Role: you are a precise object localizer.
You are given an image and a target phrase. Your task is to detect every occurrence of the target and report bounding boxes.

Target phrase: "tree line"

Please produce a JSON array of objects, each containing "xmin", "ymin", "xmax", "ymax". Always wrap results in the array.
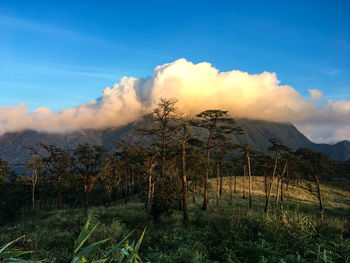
[{"xmin": 0, "ymin": 97, "xmax": 346, "ymax": 225}]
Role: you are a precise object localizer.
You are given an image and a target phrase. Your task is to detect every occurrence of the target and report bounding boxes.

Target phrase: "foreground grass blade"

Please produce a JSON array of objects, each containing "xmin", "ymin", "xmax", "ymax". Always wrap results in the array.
[
  {"xmin": 74, "ymin": 221, "xmax": 98, "ymax": 254},
  {"xmin": 134, "ymin": 228, "xmax": 146, "ymax": 253},
  {"xmin": 76, "ymin": 239, "xmax": 109, "ymax": 258},
  {"xmin": 0, "ymin": 236, "xmax": 40, "ymax": 263},
  {"xmin": 0, "ymin": 236, "xmax": 25, "ymax": 255},
  {"xmin": 105, "ymin": 231, "xmax": 134, "ymax": 257}
]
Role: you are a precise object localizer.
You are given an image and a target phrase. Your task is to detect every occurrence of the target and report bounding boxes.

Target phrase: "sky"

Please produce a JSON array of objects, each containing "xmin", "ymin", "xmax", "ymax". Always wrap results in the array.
[{"xmin": 0, "ymin": 0, "xmax": 350, "ymax": 143}]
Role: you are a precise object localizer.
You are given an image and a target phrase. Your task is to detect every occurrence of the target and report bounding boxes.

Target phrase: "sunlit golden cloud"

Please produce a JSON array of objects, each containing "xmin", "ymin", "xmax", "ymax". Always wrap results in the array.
[{"xmin": 0, "ymin": 59, "xmax": 349, "ymax": 143}]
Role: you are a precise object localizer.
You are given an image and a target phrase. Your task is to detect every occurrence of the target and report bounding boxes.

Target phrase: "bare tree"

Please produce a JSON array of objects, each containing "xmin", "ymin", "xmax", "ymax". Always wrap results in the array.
[
  {"xmin": 26, "ymin": 157, "xmax": 45, "ymax": 211},
  {"xmin": 140, "ymin": 97, "xmax": 180, "ymax": 177},
  {"xmin": 295, "ymin": 148, "xmax": 333, "ymax": 220},
  {"xmin": 31, "ymin": 143, "xmax": 72, "ymax": 209},
  {"xmin": 192, "ymin": 110, "xmax": 243, "ymax": 210},
  {"xmin": 264, "ymin": 139, "xmax": 290, "ymax": 213}
]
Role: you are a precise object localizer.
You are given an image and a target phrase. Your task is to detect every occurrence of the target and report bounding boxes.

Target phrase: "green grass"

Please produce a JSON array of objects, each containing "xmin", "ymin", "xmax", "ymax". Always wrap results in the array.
[{"xmin": 0, "ymin": 177, "xmax": 349, "ymax": 262}]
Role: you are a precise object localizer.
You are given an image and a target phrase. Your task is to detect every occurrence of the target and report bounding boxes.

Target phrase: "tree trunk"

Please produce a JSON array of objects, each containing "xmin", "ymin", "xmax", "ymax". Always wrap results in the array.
[
  {"xmin": 216, "ymin": 146, "xmax": 220, "ymax": 205},
  {"xmin": 247, "ymin": 152, "xmax": 252, "ymax": 210},
  {"xmin": 314, "ymin": 175, "xmax": 324, "ymax": 220},
  {"xmin": 131, "ymin": 171, "xmax": 135, "ymax": 196},
  {"xmin": 228, "ymin": 168, "xmax": 232, "ymax": 200},
  {"xmin": 32, "ymin": 181, "xmax": 36, "ymax": 211},
  {"xmin": 124, "ymin": 171, "xmax": 128, "ymax": 204},
  {"xmin": 264, "ymin": 153, "xmax": 278, "ymax": 213},
  {"xmin": 275, "ymin": 176, "xmax": 280, "ymax": 210},
  {"xmin": 220, "ymin": 158, "xmax": 224, "ymax": 195},
  {"xmin": 137, "ymin": 171, "xmax": 141, "ymax": 196},
  {"xmin": 31, "ymin": 171, "xmax": 37, "ymax": 211},
  {"xmin": 162, "ymin": 125, "xmax": 166, "ymax": 177},
  {"xmin": 202, "ymin": 133, "xmax": 211, "ymax": 211},
  {"xmin": 182, "ymin": 133, "xmax": 189, "ymax": 225},
  {"xmin": 192, "ymin": 182, "xmax": 196, "ymax": 203},
  {"xmin": 146, "ymin": 175, "xmax": 154, "ymax": 218},
  {"xmin": 243, "ymin": 165, "xmax": 246, "ymax": 199},
  {"xmin": 84, "ymin": 188, "xmax": 89, "ymax": 208},
  {"xmin": 280, "ymin": 175, "xmax": 284, "ymax": 201},
  {"xmin": 234, "ymin": 173, "xmax": 237, "ymax": 193},
  {"xmin": 264, "ymin": 172, "xmax": 267, "ymax": 196}
]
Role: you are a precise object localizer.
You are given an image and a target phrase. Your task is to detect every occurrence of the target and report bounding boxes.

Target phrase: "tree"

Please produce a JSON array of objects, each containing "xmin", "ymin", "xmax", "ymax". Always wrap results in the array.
[
  {"xmin": 295, "ymin": 148, "xmax": 333, "ymax": 220},
  {"xmin": 98, "ymin": 154, "xmax": 122, "ymax": 206},
  {"xmin": 235, "ymin": 144, "xmax": 256, "ymax": 210},
  {"xmin": 139, "ymin": 98, "xmax": 181, "ymax": 217},
  {"xmin": 264, "ymin": 138, "xmax": 290, "ymax": 213},
  {"xmin": 213, "ymin": 135, "xmax": 234, "ymax": 205},
  {"xmin": 254, "ymin": 152, "xmax": 274, "ymax": 210},
  {"xmin": 143, "ymin": 148, "xmax": 159, "ymax": 219},
  {"xmin": 25, "ymin": 157, "xmax": 45, "ymax": 211},
  {"xmin": 192, "ymin": 110, "xmax": 243, "ymax": 210},
  {"xmin": 140, "ymin": 97, "xmax": 180, "ymax": 177},
  {"xmin": 32, "ymin": 143, "xmax": 72, "ymax": 209},
  {"xmin": 0, "ymin": 158, "xmax": 11, "ymax": 183},
  {"xmin": 186, "ymin": 146, "xmax": 206, "ymax": 204},
  {"xmin": 180, "ymin": 119, "xmax": 190, "ymax": 224},
  {"xmin": 74, "ymin": 143, "xmax": 107, "ymax": 207}
]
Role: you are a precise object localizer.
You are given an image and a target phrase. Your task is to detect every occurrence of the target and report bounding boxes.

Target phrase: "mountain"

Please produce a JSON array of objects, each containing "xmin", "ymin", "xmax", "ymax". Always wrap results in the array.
[{"xmin": 0, "ymin": 119, "xmax": 349, "ymax": 174}]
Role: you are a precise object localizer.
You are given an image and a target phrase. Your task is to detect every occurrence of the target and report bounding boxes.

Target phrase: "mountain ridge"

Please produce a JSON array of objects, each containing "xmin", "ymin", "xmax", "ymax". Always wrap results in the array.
[{"xmin": 0, "ymin": 119, "xmax": 349, "ymax": 174}]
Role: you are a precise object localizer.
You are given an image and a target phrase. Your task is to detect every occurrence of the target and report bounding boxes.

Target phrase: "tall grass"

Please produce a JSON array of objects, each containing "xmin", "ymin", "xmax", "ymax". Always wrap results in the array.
[{"xmin": 0, "ymin": 176, "xmax": 349, "ymax": 262}]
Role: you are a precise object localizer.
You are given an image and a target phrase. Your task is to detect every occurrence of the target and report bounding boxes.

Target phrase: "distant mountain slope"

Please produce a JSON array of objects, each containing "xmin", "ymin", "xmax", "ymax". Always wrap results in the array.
[{"xmin": 0, "ymin": 119, "xmax": 349, "ymax": 174}]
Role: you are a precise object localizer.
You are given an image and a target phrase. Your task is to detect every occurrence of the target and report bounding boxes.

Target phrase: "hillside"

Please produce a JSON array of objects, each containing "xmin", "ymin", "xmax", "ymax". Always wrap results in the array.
[
  {"xmin": 0, "ymin": 177, "xmax": 349, "ymax": 262},
  {"xmin": 0, "ymin": 119, "xmax": 349, "ymax": 173}
]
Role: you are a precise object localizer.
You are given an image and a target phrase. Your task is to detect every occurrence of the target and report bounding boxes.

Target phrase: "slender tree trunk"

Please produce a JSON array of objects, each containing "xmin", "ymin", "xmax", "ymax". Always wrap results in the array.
[
  {"xmin": 280, "ymin": 176, "xmax": 284, "ymax": 201},
  {"xmin": 234, "ymin": 172, "xmax": 237, "ymax": 193},
  {"xmin": 84, "ymin": 188, "xmax": 89, "ymax": 208},
  {"xmin": 220, "ymin": 158, "xmax": 224, "ymax": 195},
  {"xmin": 243, "ymin": 165, "xmax": 246, "ymax": 199},
  {"xmin": 228, "ymin": 168, "xmax": 232, "ymax": 200},
  {"xmin": 146, "ymin": 175, "xmax": 154, "ymax": 218},
  {"xmin": 31, "ymin": 171, "xmax": 37, "ymax": 211},
  {"xmin": 162, "ymin": 126, "xmax": 166, "ymax": 177},
  {"xmin": 216, "ymin": 144, "xmax": 220, "ymax": 205},
  {"xmin": 202, "ymin": 134, "xmax": 212, "ymax": 211},
  {"xmin": 247, "ymin": 152, "xmax": 252, "ymax": 210},
  {"xmin": 39, "ymin": 181, "xmax": 45, "ymax": 210},
  {"xmin": 124, "ymin": 171, "xmax": 128, "ymax": 204},
  {"xmin": 32, "ymin": 182, "xmax": 36, "ymax": 211},
  {"xmin": 137, "ymin": 171, "xmax": 141, "ymax": 196},
  {"xmin": 264, "ymin": 172, "xmax": 268, "ymax": 198},
  {"xmin": 275, "ymin": 176, "xmax": 280, "ymax": 210},
  {"xmin": 128, "ymin": 170, "xmax": 132, "ymax": 198},
  {"xmin": 264, "ymin": 153, "xmax": 278, "ymax": 213},
  {"xmin": 314, "ymin": 175, "xmax": 324, "ymax": 220},
  {"xmin": 132, "ymin": 171, "xmax": 135, "ymax": 196},
  {"xmin": 182, "ymin": 131, "xmax": 189, "ymax": 225},
  {"xmin": 193, "ymin": 182, "xmax": 196, "ymax": 203}
]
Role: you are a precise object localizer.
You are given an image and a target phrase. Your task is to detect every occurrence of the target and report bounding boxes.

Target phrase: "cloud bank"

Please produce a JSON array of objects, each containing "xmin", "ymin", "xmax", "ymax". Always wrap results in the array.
[{"xmin": 1, "ymin": 58, "xmax": 349, "ymax": 143}]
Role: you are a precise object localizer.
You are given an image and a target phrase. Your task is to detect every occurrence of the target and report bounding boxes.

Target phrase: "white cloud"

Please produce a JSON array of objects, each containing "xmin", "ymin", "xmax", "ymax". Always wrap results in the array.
[
  {"xmin": 308, "ymin": 89, "xmax": 323, "ymax": 100},
  {"xmin": 1, "ymin": 58, "xmax": 350, "ymax": 143}
]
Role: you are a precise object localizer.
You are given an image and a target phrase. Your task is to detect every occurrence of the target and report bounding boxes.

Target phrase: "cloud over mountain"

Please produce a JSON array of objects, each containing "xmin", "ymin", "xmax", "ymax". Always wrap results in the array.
[{"xmin": 0, "ymin": 59, "xmax": 349, "ymax": 143}]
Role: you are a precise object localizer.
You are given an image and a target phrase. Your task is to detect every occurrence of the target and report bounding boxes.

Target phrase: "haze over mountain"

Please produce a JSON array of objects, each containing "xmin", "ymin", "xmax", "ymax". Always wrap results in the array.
[{"xmin": 1, "ymin": 118, "xmax": 349, "ymax": 175}]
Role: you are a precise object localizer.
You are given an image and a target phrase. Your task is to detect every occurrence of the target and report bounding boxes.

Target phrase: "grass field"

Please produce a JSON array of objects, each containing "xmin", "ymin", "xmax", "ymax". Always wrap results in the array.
[{"xmin": 1, "ymin": 177, "xmax": 349, "ymax": 262}]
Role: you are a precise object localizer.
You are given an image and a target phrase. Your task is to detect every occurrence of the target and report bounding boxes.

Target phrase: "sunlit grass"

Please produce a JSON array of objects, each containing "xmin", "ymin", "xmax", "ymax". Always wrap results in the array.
[{"xmin": 0, "ymin": 176, "xmax": 349, "ymax": 262}]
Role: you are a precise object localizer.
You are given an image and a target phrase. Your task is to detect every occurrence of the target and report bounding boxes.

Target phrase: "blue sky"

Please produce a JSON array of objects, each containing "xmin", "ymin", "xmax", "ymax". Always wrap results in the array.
[{"xmin": 0, "ymin": 0, "xmax": 349, "ymax": 112}]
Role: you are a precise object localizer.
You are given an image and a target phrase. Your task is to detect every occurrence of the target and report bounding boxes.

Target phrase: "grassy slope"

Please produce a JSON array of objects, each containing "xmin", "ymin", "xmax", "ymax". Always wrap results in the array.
[{"xmin": 0, "ymin": 177, "xmax": 349, "ymax": 262}]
